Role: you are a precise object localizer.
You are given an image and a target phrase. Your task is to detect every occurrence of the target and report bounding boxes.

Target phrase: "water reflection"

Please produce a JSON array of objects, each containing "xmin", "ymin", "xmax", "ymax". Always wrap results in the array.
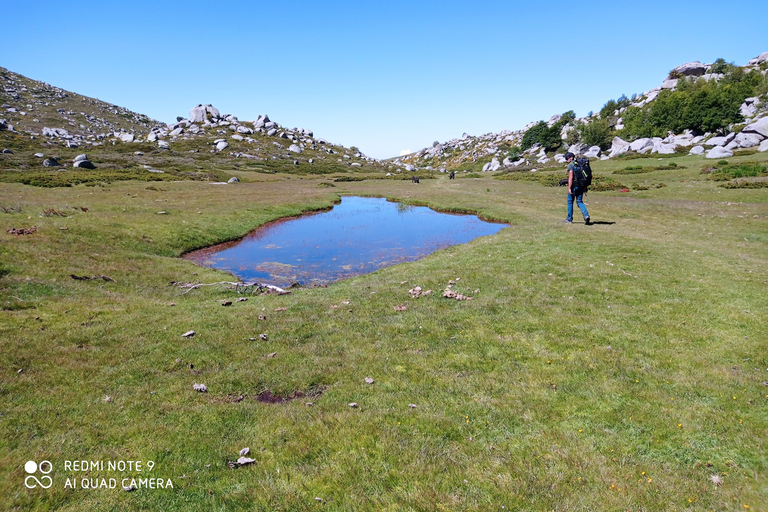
[{"xmin": 184, "ymin": 196, "xmax": 507, "ymax": 287}]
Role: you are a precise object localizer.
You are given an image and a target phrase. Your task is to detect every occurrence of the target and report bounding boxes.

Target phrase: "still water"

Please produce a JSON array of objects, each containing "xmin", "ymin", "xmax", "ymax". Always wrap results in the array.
[{"xmin": 184, "ymin": 196, "xmax": 507, "ymax": 287}]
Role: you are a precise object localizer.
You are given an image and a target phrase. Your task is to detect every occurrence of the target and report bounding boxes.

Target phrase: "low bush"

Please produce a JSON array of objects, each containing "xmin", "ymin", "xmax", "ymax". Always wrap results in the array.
[{"xmin": 719, "ymin": 179, "xmax": 768, "ymax": 189}]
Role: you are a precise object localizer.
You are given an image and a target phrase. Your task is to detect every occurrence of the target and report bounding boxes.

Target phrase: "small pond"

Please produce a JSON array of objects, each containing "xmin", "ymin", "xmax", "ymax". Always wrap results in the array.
[{"xmin": 184, "ymin": 196, "xmax": 507, "ymax": 287}]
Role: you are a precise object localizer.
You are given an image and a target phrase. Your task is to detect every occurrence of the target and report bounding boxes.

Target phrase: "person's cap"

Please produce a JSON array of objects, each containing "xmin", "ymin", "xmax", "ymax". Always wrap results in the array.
[{"xmin": 564, "ymin": 152, "xmax": 574, "ymax": 160}]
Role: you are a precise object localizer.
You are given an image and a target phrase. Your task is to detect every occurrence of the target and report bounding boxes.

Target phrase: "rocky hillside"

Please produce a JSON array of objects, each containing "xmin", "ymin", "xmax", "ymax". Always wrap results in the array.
[
  {"xmin": 0, "ymin": 67, "xmax": 158, "ymax": 144},
  {"xmin": 0, "ymin": 68, "xmax": 383, "ymax": 183},
  {"xmin": 393, "ymin": 52, "xmax": 768, "ymax": 173}
]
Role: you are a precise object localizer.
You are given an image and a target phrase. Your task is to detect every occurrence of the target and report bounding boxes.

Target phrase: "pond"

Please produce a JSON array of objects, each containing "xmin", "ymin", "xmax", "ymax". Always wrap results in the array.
[{"xmin": 183, "ymin": 196, "xmax": 507, "ymax": 287}]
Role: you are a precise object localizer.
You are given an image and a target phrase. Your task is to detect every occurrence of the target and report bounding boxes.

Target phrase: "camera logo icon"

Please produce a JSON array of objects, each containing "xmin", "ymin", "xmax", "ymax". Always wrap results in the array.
[{"xmin": 24, "ymin": 460, "xmax": 53, "ymax": 489}]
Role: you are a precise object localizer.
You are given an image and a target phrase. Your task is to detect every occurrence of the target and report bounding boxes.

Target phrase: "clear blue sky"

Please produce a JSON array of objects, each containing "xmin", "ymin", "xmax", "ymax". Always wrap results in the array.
[{"xmin": 2, "ymin": 0, "xmax": 765, "ymax": 159}]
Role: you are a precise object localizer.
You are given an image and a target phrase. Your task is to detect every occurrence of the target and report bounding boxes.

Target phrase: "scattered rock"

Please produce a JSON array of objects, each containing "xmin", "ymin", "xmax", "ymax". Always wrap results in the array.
[
  {"xmin": 193, "ymin": 383, "xmax": 208, "ymax": 392},
  {"xmin": 364, "ymin": 377, "xmax": 374, "ymax": 384},
  {"xmin": 182, "ymin": 330, "xmax": 196, "ymax": 338},
  {"xmin": 43, "ymin": 157, "xmax": 60, "ymax": 167},
  {"xmin": 73, "ymin": 159, "xmax": 96, "ymax": 169}
]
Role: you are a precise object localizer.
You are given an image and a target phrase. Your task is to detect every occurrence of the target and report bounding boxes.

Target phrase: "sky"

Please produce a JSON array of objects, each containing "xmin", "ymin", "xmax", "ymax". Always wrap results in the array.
[{"xmin": 2, "ymin": 0, "xmax": 766, "ymax": 159}]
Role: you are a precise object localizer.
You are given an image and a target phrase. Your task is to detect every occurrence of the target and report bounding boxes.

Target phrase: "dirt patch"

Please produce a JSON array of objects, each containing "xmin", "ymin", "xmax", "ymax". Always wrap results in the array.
[{"xmin": 257, "ymin": 385, "xmax": 326, "ymax": 404}]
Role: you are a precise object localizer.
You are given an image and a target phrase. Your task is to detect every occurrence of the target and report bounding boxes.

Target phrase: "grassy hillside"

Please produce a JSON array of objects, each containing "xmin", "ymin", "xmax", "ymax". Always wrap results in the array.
[{"xmin": 1, "ymin": 147, "xmax": 766, "ymax": 510}]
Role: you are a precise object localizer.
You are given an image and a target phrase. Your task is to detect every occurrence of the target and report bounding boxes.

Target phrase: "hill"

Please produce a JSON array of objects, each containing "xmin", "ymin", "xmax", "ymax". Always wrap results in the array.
[
  {"xmin": 393, "ymin": 52, "xmax": 768, "ymax": 174},
  {"xmin": 1, "ymin": 67, "xmax": 385, "ymax": 186}
]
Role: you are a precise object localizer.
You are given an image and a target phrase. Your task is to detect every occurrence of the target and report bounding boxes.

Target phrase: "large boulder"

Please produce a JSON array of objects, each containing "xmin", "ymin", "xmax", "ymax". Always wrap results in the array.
[
  {"xmin": 608, "ymin": 136, "xmax": 630, "ymax": 157},
  {"xmin": 706, "ymin": 147, "xmax": 733, "ymax": 159},
  {"xmin": 704, "ymin": 133, "xmax": 736, "ymax": 147},
  {"xmin": 759, "ymin": 139, "xmax": 768, "ymax": 152},
  {"xmin": 689, "ymin": 145, "xmax": 705, "ymax": 155},
  {"xmin": 629, "ymin": 138, "xmax": 653, "ymax": 152},
  {"xmin": 288, "ymin": 144, "xmax": 302, "ymax": 154},
  {"xmin": 742, "ymin": 116, "xmax": 768, "ymax": 139},
  {"xmin": 43, "ymin": 127, "xmax": 69, "ymax": 138},
  {"xmin": 661, "ymin": 79, "xmax": 678, "ymax": 90},
  {"xmin": 670, "ymin": 61, "xmax": 707, "ymax": 77},
  {"xmin": 190, "ymin": 104, "xmax": 221, "ymax": 123},
  {"xmin": 740, "ymin": 97, "xmax": 761, "ymax": 118},
  {"xmin": 73, "ymin": 159, "xmax": 96, "ymax": 169},
  {"xmin": 747, "ymin": 52, "xmax": 768, "ymax": 67},
  {"xmin": 583, "ymin": 146, "xmax": 601, "ymax": 158},
  {"xmin": 43, "ymin": 158, "xmax": 60, "ymax": 167},
  {"xmin": 483, "ymin": 157, "xmax": 501, "ymax": 171},
  {"xmin": 731, "ymin": 132, "xmax": 763, "ymax": 149},
  {"xmin": 118, "ymin": 133, "xmax": 135, "ymax": 143},
  {"xmin": 215, "ymin": 141, "xmax": 229, "ymax": 151}
]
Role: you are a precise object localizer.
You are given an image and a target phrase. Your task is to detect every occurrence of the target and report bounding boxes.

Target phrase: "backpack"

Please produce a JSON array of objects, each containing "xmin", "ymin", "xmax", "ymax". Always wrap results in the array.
[{"xmin": 573, "ymin": 157, "xmax": 593, "ymax": 189}]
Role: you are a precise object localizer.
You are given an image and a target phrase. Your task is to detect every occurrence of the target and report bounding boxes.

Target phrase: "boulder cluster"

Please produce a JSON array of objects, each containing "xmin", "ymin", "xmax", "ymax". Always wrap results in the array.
[{"xmin": 396, "ymin": 52, "xmax": 768, "ymax": 171}]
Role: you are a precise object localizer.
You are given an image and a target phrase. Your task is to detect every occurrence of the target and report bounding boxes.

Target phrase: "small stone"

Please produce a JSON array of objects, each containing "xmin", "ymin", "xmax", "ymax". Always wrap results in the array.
[
  {"xmin": 236, "ymin": 457, "xmax": 254, "ymax": 465},
  {"xmin": 182, "ymin": 330, "xmax": 195, "ymax": 338},
  {"xmin": 193, "ymin": 383, "xmax": 208, "ymax": 392},
  {"xmin": 364, "ymin": 377, "xmax": 374, "ymax": 384},
  {"xmin": 409, "ymin": 404, "xmax": 417, "ymax": 408},
  {"xmin": 348, "ymin": 402, "xmax": 358, "ymax": 408},
  {"xmin": 221, "ymin": 300, "xmax": 232, "ymax": 306},
  {"xmin": 239, "ymin": 447, "xmax": 250, "ymax": 456}
]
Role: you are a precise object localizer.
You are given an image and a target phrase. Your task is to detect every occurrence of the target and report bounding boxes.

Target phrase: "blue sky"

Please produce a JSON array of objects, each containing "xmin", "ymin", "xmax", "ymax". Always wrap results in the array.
[{"xmin": 2, "ymin": 0, "xmax": 765, "ymax": 159}]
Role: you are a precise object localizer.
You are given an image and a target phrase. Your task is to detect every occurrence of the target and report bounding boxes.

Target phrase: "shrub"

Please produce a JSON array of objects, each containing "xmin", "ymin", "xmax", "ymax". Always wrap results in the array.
[
  {"xmin": 719, "ymin": 179, "xmax": 768, "ymax": 189},
  {"xmin": 579, "ymin": 118, "xmax": 612, "ymax": 150},
  {"xmin": 589, "ymin": 176, "xmax": 626, "ymax": 191}
]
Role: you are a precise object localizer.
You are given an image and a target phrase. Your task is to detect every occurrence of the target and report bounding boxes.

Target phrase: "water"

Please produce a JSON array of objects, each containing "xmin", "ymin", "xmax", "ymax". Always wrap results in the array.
[{"xmin": 184, "ymin": 196, "xmax": 507, "ymax": 287}]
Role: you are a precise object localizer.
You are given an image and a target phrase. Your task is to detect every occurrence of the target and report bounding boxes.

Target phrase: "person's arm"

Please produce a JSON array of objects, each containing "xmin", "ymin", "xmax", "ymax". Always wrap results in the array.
[{"xmin": 568, "ymin": 169, "xmax": 573, "ymax": 194}]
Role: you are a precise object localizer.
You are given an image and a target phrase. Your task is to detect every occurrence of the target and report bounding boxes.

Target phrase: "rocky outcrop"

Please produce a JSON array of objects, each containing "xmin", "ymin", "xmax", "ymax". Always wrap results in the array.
[{"xmin": 397, "ymin": 51, "xmax": 768, "ymax": 171}]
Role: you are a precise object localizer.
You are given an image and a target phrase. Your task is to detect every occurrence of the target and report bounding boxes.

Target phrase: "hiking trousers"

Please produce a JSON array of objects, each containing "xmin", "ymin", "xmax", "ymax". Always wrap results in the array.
[{"xmin": 567, "ymin": 188, "xmax": 589, "ymax": 222}]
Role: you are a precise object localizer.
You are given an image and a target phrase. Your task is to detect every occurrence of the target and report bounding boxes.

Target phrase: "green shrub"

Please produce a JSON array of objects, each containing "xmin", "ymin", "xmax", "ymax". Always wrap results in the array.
[
  {"xmin": 719, "ymin": 179, "xmax": 768, "ymax": 189},
  {"xmin": 589, "ymin": 176, "xmax": 626, "ymax": 191},
  {"xmin": 579, "ymin": 118, "xmax": 612, "ymax": 150}
]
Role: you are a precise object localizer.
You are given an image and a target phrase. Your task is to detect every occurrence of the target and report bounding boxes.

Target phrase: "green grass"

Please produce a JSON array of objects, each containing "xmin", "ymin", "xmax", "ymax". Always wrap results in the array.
[{"xmin": 1, "ymin": 148, "xmax": 767, "ymax": 511}]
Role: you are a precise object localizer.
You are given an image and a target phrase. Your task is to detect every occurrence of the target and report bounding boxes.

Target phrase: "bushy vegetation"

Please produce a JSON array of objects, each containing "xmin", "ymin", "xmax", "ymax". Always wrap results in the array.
[
  {"xmin": 620, "ymin": 68, "xmax": 767, "ymax": 138},
  {"xmin": 520, "ymin": 111, "xmax": 575, "ymax": 151},
  {"xmin": 702, "ymin": 161, "xmax": 767, "ymax": 181},
  {"xmin": 578, "ymin": 118, "xmax": 613, "ymax": 150}
]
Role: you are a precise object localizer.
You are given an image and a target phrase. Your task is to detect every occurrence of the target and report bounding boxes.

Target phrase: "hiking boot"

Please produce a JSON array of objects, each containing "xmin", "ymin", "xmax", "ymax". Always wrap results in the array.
[
  {"xmin": 562, "ymin": 219, "xmax": 572, "ymax": 224},
  {"xmin": 584, "ymin": 217, "xmax": 592, "ymax": 225}
]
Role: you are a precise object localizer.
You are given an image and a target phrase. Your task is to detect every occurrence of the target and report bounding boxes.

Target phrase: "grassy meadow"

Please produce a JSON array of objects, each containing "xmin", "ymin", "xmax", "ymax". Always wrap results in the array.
[{"xmin": 1, "ymin": 150, "xmax": 767, "ymax": 511}]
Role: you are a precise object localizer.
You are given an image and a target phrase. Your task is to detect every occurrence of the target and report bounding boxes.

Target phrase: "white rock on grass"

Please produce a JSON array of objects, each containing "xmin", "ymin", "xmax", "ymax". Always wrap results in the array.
[{"xmin": 706, "ymin": 147, "xmax": 734, "ymax": 159}]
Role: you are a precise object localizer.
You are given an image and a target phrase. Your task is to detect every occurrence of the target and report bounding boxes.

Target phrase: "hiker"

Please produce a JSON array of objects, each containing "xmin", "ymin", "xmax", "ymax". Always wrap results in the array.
[
  {"xmin": 563, "ymin": 152, "xmax": 591, "ymax": 225},
  {"xmin": 449, "ymin": 171, "xmax": 455, "ymax": 180}
]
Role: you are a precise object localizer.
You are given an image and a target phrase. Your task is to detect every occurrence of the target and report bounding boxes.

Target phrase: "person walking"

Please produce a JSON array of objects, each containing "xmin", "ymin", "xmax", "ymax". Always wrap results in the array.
[{"xmin": 563, "ymin": 152, "xmax": 591, "ymax": 225}]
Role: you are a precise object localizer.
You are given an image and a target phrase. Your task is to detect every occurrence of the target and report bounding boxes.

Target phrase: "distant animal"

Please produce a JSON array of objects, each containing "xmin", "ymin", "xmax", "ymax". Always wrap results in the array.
[
  {"xmin": 412, "ymin": 176, "xmax": 420, "ymax": 183},
  {"xmin": 449, "ymin": 171, "xmax": 455, "ymax": 179}
]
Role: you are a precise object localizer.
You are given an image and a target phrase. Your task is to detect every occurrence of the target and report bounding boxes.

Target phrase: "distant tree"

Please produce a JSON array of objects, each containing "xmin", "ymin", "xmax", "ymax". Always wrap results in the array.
[{"xmin": 579, "ymin": 118, "xmax": 612, "ymax": 150}]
